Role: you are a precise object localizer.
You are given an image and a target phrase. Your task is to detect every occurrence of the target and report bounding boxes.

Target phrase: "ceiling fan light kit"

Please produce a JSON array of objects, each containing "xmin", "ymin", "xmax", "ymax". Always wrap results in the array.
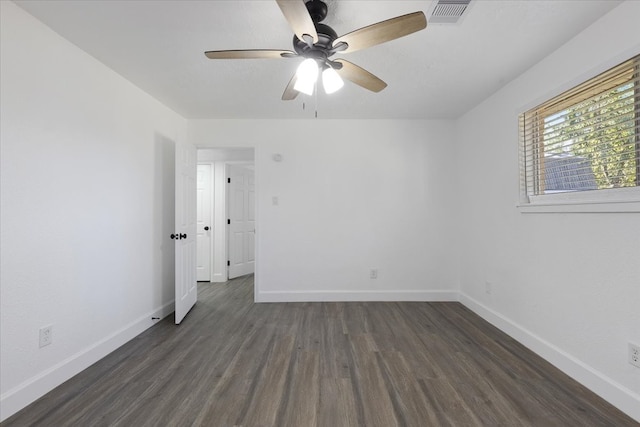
[
  {"xmin": 293, "ymin": 58, "xmax": 318, "ymax": 95},
  {"xmin": 322, "ymin": 67, "xmax": 344, "ymax": 94},
  {"xmin": 204, "ymin": 0, "xmax": 427, "ymax": 101}
]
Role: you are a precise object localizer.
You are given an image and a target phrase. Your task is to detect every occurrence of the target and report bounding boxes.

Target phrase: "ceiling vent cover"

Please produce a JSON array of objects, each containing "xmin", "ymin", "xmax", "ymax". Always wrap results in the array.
[{"xmin": 428, "ymin": 0, "xmax": 472, "ymax": 24}]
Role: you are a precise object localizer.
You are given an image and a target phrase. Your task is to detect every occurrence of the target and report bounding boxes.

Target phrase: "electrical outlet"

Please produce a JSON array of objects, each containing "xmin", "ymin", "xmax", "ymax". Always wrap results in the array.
[
  {"xmin": 39, "ymin": 325, "xmax": 53, "ymax": 348},
  {"xmin": 629, "ymin": 343, "xmax": 640, "ymax": 368},
  {"xmin": 370, "ymin": 269, "xmax": 378, "ymax": 279}
]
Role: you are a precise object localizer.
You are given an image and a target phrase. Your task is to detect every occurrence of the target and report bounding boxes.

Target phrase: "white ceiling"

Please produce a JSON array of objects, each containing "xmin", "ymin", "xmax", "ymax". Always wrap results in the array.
[{"xmin": 15, "ymin": 0, "xmax": 622, "ymax": 119}]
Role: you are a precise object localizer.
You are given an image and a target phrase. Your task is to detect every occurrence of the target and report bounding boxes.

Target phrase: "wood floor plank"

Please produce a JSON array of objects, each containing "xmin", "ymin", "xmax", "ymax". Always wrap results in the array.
[
  {"xmin": 375, "ymin": 350, "xmax": 441, "ymax": 426},
  {"xmin": 191, "ymin": 375, "xmax": 251, "ymax": 426},
  {"xmin": 276, "ymin": 350, "xmax": 320, "ymax": 427},
  {"xmin": 239, "ymin": 335, "xmax": 295, "ymax": 426},
  {"xmin": 347, "ymin": 334, "xmax": 399, "ymax": 427},
  {"xmin": 317, "ymin": 309, "xmax": 351, "ymax": 379},
  {"xmin": 2, "ymin": 275, "xmax": 637, "ymax": 427},
  {"xmin": 318, "ymin": 378, "xmax": 359, "ymax": 427},
  {"xmin": 418, "ymin": 378, "xmax": 484, "ymax": 427}
]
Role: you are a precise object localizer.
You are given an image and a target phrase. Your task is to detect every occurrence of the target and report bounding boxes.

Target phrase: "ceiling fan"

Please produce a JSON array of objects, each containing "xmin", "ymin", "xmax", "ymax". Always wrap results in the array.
[{"xmin": 204, "ymin": 0, "xmax": 427, "ymax": 100}]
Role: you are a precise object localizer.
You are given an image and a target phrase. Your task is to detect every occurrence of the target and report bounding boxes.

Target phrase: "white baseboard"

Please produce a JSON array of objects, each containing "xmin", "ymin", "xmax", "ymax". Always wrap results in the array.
[
  {"xmin": 459, "ymin": 292, "xmax": 640, "ymax": 423},
  {"xmin": 0, "ymin": 301, "xmax": 174, "ymax": 422},
  {"xmin": 210, "ymin": 273, "xmax": 227, "ymax": 283},
  {"xmin": 256, "ymin": 289, "xmax": 459, "ymax": 302}
]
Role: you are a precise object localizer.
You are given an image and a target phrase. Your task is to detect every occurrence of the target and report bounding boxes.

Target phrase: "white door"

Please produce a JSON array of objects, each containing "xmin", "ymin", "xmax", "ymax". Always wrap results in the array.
[
  {"xmin": 227, "ymin": 165, "xmax": 255, "ymax": 279},
  {"xmin": 196, "ymin": 164, "xmax": 212, "ymax": 281},
  {"xmin": 175, "ymin": 141, "xmax": 197, "ymax": 324}
]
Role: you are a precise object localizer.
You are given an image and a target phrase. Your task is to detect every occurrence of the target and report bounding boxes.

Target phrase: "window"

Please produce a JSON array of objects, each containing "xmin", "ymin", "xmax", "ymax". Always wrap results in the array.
[{"xmin": 519, "ymin": 55, "xmax": 639, "ymax": 208}]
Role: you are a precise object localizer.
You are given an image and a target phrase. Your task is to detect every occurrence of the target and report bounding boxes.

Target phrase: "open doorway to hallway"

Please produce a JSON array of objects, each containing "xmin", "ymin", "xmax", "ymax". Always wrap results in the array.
[{"xmin": 196, "ymin": 147, "xmax": 255, "ymax": 285}]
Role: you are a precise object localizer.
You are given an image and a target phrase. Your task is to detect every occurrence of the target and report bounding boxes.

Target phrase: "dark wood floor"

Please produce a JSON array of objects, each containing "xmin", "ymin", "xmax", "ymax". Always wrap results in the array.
[{"xmin": 3, "ymin": 275, "xmax": 636, "ymax": 426}]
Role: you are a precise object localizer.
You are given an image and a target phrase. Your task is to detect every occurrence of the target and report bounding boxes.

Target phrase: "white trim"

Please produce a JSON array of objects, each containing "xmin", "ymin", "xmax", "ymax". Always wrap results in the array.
[
  {"xmin": 517, "ymin": 47, "xmax": 640, "ymax": 214},
  {"xmin": 0, "ymin": 302, "xmax": 174, "ymax": 422},
  {"xmin": 253, "ymin": 145, "xmax": 261, "ymax": 303},
  {"xmin": 211, "ymin": 160, "xmax": 227, "ymax": 282},
  {"xmin": 196, "ymin": 161, "xmax": 215, "ymax": 282},
  {"xmin": 518, "ymin": 187, "xmax": 640, "ymax": 213},
  {"xmin": 256, "ymin": 290, "xmax": 459, "ymax": 303},
  {"xmin": 459, "ymin": 292, "xmax": 640, "ymax": 422},
  {"xmin": 517, "ymin": 201, "xmax": 640, "ymax": 214}
]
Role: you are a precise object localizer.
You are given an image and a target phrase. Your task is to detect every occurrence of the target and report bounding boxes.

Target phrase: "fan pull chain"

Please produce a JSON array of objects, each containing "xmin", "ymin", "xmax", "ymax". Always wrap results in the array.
[
  {"xmin": 300, "ymin": 87, "xmax": 318, "ymax": 118},
  {"xmin": 314, "ymin": 80, "xmax": 318, "ymax": 119}
]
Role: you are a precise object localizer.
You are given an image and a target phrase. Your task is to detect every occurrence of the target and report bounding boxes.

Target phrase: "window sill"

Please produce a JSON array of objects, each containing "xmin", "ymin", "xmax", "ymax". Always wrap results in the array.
[
  {"xmin": 517, "ymin": 188, "xmax": 640, "ymax": 213},
  {"xmin": 518, "ymin": 200, "xmax": 640, "ymax": 213}
]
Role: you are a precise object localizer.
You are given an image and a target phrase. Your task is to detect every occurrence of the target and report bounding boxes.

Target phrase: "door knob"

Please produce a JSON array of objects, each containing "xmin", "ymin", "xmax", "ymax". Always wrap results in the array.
[{"xmin": 204, "ymin": 226, "xmax": 210, "ymax": 231}]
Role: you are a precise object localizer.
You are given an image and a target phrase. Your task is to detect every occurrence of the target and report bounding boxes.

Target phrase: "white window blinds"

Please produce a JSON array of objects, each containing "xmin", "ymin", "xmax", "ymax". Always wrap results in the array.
[{"xmin": 520, "ymin": 55, "xmax": 640, "ymax": 198}]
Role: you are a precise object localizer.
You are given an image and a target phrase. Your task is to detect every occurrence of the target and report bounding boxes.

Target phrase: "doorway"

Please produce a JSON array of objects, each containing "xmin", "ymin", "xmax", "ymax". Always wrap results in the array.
[{"xmin": 196, "ymin": 148, "xmax": 255, "ymax": 284}]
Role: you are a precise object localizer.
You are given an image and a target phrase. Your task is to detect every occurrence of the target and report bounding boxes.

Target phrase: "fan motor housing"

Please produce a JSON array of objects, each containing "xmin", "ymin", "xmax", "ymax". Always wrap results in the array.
[
  {"xmin": 292, "ymin": 22, "xmax": 337, "ymax": 58},
  {"xmin": 292, "ymin": 0, "xmax": 337, "ymax": 60},
  {"xmin": 305, "ymin": 0, "xmax": 328, "ymax": 23}
]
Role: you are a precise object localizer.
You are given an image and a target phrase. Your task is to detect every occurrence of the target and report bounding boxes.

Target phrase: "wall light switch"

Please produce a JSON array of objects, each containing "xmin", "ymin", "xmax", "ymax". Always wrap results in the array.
[{"xmin": 39, "ymin": 325, "xmax": 53, "ymax": 348}]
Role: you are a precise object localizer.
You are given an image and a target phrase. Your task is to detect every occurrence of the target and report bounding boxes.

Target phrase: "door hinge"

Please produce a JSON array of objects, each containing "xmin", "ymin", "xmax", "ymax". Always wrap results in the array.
[
  {"xmin": 227, "ymin": 260, "xmax": 230, "ymax": 266},
  {"xmin": 227, "ymin": 219, "xmax": 230, "ymax": 225},
  {"xmin": 227, "ymin": 177, "xmax": 231, "ymax": 183}
]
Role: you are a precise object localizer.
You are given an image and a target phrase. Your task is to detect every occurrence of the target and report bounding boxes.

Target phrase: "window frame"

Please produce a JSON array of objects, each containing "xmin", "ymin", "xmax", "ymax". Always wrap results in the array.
[{"xmin": 518, "ymin": 53, "xmax": 640, "ymax": 214}]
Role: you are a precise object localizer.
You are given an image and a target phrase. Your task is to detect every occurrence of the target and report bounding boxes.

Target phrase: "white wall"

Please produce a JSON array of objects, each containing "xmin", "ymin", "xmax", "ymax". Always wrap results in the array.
[
  {"xmin": 0, "ymin": 2, "xmax": 187, "ymax": 420},
  {"xmin": 189, "ymin": 119, "xmax": 459, "ymax": 301},
  {"xmin": 455, "ymin": 1, "xmax": 640, "ymax": 420},
  {"xmin": 198, "ymin": 148, "xmax": 254, "ymax": 162}
]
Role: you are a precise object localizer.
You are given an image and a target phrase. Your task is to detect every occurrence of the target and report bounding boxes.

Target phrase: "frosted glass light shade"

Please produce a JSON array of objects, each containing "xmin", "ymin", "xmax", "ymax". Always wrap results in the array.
[
  {"xmin": 294, "ymin": 58, "xmax": 319, "ymax": 95},
  {"xmin": 322, "ymin": 67, "xmax": 344, "ymax": 94}
]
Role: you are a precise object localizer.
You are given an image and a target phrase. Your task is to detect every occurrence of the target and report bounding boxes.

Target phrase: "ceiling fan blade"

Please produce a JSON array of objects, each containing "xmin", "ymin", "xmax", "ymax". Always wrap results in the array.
[
  {"xmin": 334, "ymin": 59, "xmax": 387, "ymax": 93},
  {"xmin": 275, "ymin": 0, "xmax": 318, "ymax": 44},
  {"xmin": 333, "ymin": 11, "xmax": 427, "ymax": 54},
  {"xmin": 282, "ymin": 73, "xmax": 300, "ymax": 101},
  {"xmin": 204, "ymin": 50, "xmax": 295, "ymax": 59}
]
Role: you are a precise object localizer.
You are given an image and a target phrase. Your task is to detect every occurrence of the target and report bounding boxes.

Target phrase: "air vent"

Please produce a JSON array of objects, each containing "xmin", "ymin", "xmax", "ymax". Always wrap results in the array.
[{"xmin": 428, "ymin": 0, "xmax": 472, "ymax": 24}]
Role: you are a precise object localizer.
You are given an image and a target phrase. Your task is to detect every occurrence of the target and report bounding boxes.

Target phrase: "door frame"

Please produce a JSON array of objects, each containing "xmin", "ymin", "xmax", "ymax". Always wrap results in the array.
[
  {"xmin": 194, "ymin": 148, "xmax": 257, "ymax": 298},
  {"xmin": 211, "ymin": 159, "xmax": 227, "ymax": 282},
  {"xmin": 196, "ymin": 161, "xmax": 214, "ymax": 282}
]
